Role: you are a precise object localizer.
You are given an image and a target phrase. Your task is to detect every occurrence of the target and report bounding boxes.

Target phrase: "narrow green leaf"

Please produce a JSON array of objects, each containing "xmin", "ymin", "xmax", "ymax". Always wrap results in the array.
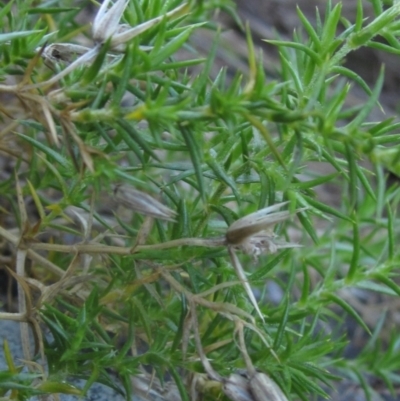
[
  {"xmin": 344, "ymin": 66, "xmax": 385, "ymax": 131},
  {"xmin": 94, "ymin": 122, "xmax": 116, "ymax": 151},
  {"xmin": 169, "ymin": 365, "xmax": 190, "ymax": 401},
  {"xmin": 249, "ymin": 250, "xmax": 290, "ymax": 282},
  {"xmin": 171, "ymin": 295, "xmax": 187, "ymax": 352},
  {"xmin": 348, "ymin": 6, "xmax": 399, "ymax": 47},
  {"xmin": 296, "ymin": 208, "xmax": 319, "ymax": 245},
  {"xmin": 346, "ymin": 215, "xmax": 360, "ymax": 282},
  {"xmin": 114, "ymin": 168, "xmax": 147, "ymax": 187},
  {"xmin": 258, "ymin": 169, "xmax": 269, "ymax": 209},
  {"xmin": 16, "ymin": 133, "xmax": 70, "ymax": 169},
  {"xmin": 290, "ymin": 367, "xmax": 329, "ymax": 398},
  {"xmin": 27, "ymin": 7, "xmax": 80, "ymax": 14},
  {"xmin": 321, "ymin": 3, "xmax": 342, "ymax": 49},
  {"xmin": 299, "ymin": 263, "xmax": 310, "ymax": 306},
  {"xmin": 355, "ymin": 164, "xmax": 376, "ymax": 201},
  {"xmin": 380, "ymin": 31, "xmax": 400, "ymax": 50},
  {"xmin": 0, "ymin": 30, "xmax": 43, "ymax": 44},
  {"xmin": 179, "ymin": 125, "xmax": 206, "ymax": 202},
  {"xmin": 344, "ymin": 142, "xmax": 358, "ymax": 209},
  {"xmin": 206, "ymin": 158, "xmax": 239, "ymax": 202},
  {"xmin": 387, "ymin": 204, "xmax": 394, "ymax": 260},
  {"xmin": 108, "ymin": 316, "xmax": 131, "ymax": 360},
  {"xmin": 210, "ymin": 204, "xmax": 238, "ymax": 227},
  {"xmin": 293, "ymin": 173, "xmax": 339, "ymax": 191},
  {"xmin": 373, "ymin": 273, "xmax": 400, "ymax": 297},
  {"xmin": 331, "ymin": 66, "xmax": 372, "ymax": 96},
  {"xmin": 321, "ymin": 239, "xmax": 338, "ymax": 285},
  {"xmin": 279, "ymin": 52, "xmax": 303, "ymax": 94},
  {"xmin": 353, "ymin": 369, "xmax": 373, "ymax": 400},
  {"xmin": 296, "ymin": 6, "xmax": 321, "ymax": 49},
  {"xmin": 367, "ymin": 40, "xmax": 400, "ymax": 55},
  {"xmin": 274, "ymin": 297, "xmax": 290, "ymax": 350},
  {"xmin": 301, "ymin": 194, "xmax": 353, "ymax": 222},
  {"xmin": 177, "ymin": 199, "xmax": 191, "ymax": 237},
  {"xmin": 112, "ymin": 43, "xmax": 135, "ymax": 107},
  {"xmin": 245, "ymin": 114, "xmax": 286, "ymax": 169},
  {"xmin": 0, "ymin": 0, "xmax": 14, "ymax": 20},
  {"xmin": 355, "ymin": 0, "xmax": 363, "ymax": 32},
  {"xmin": 117, "ymin": 119, "xmax": 159, "ymax": 161},
  {"xmin": 192, "ymin": 29, "xmax": 220, "ymax": 93},
  {"xmin": 370, "ymin": 0, "xmax": 383, "ymax": 16},
  {"xmin": 81, "ymin": 43, "xmax": 109, "ymax": 85},
  {"xmin": 264, "ymin": 40, "xmax": 321, "ymax": 65},
  {"xmin": 26, "ymin": 180, "xmax": 45, "ymax": 220},
  {"xmin": 132, "ymin": 299, "xmax": 153, "ymax": 346},
  {"xmin": 3, "ymin": 340, "xmax": 17, "ymax": 373},
  {"xmin": 150, "ymin": 26, "xmax": 197, "ymax": 68},
  {"xmin": 324, "ymin": 293, "xmax": 370, "ymax": 334},
  {"xmin": 356, "ymin": 280, "xmax": 397, "ymax": 296},
  {"xmin": 155, "ymin": 57, "xmax": 206, "ymax": 71},
  {"xmin": 40, "ymin": 313, "xmax": 70, "ymax": 343}
]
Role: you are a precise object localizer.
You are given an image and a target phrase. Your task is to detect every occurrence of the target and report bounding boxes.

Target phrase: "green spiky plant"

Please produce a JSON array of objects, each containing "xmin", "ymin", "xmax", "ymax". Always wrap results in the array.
[{"xmin": 2, "ymin": 0, "xmax": 400, "ymax": 400}]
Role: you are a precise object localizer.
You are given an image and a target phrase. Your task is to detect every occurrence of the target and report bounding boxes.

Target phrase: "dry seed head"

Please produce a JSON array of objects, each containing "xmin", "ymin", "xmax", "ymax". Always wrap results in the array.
[
  {"xmin": 40, "ymin": 44, "xmax": 92, "ymax": 69},
  {"xmin": 35, "ymin": 1, "xmax": 189, "ymax": 89},
  {"xmin": 223, "ymin": 373, "xmax": 254, "ymax": 401},
  {"xmin": 249, "ymin": 373, "xmax": 288, "ymax": 401},
  {"xmin": 226, "ymin": 202, "xmax": 304, "ymax": 257},
  {"xmin": 92, "ymin": 0, "xmax": 129, "ymax": 44},
  {"xmin": 92, "ymin": 0, "xmax": 189, "ymax": 50},
  {"xmin": 226, "ymin": 202, "xmax": 290, "ymax": 244},
  {"xmin": 114, "ymin": 184, "xmax": 177, "ymax": 222},
  {"xmin": 131, "ymin": 373, "xmax": 182, "ymax": 401},
  {"xmin": 223, "ymin": 372, "xmax": 288, "ymax": 401}
]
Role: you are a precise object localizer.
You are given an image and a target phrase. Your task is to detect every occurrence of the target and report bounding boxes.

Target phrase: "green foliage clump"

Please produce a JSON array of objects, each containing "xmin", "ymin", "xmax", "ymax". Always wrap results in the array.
[{"xmin": 1, "ymin": 0, "xmax": 400, "ymax": 400}]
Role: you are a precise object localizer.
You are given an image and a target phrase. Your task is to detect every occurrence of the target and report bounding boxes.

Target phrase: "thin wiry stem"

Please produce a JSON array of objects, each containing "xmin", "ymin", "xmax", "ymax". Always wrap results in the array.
[{"xmin": 24, "ymin": 236, "xmax": 228, "ymax": 254}]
